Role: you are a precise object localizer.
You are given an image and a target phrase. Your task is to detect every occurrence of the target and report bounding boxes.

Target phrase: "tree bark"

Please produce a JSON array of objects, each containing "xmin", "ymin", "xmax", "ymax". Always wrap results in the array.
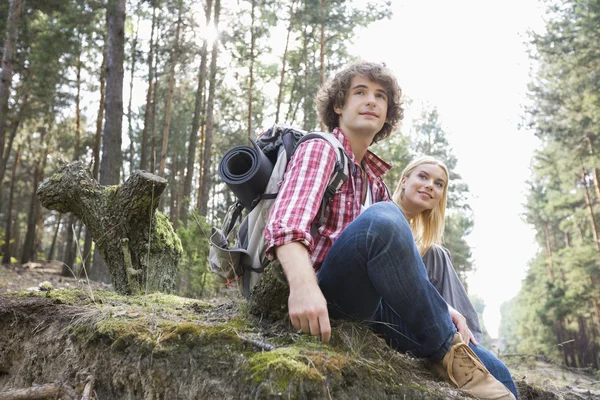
[
  {"xmin": 2, "ymin": 144, "xmax": 20, "ymax": 264},
  {"xmin": 140, "ymin": 4, "xmax": 157, "ymax": 171},
  {"xmin": 318, "ymin": 0, "xmax": 326, "ymax": 131},
  {"xmin": 93, "ymin": 0, "xmax": 125, "ymax": 282},
  {"xmin": 0, "ymin": 383, "xmax": 63, "ymax": 400},
  {"xmin": 158, "ymin": 2, "xmax": 183, "ymax": 177},
  {"xmin": 93, "ymin": 42, "xmax": 107, "ymax": 181},
  {"xmin": 127, "ymin": 12, "xmax": 140, "ymax": 176},
  {"xmin": 0, "ymin": 69, "xmax": 31, "ymax": 187},
  {"xmin": 61, "ymin": 213, "xmax": 77, "ymax": 276},
  {"xmin": 198, "ymin": 0, "xmax": 221, "ymax": 217},
  {"xmin": 21, "ymin": 155, "xmax": 44, "ymax": 264},
  {"xmin": 180, "ymin": 0, "xmax": 212, "ymax": 226},
  {"xmin": 100, "ymin": 0, "xmax": 126, "ymax": 186},
  {"xmin": 46, "ymin": 213, "xmax": 62, "ymax": 261},
  {"xmin": 543, "ymin": 222, "xmax": 555, "ymax": 281},
  {"xmin": 275, "ymin": 0, "xmax": 296, "ymax": 124},
  {"xmin": 581, "ymin": 166, "xmax": 600, "ymax": 253},
  {"xmin": 247, "ymin": 0, "xmax": 256, "ymax": 138},
  {"xmin": 0, "ymin": 0, "xmax": 22, "ymax": 172},
  {"xmin": 38, "ymin": 161, "xmax": 182, "ymax": 295}
]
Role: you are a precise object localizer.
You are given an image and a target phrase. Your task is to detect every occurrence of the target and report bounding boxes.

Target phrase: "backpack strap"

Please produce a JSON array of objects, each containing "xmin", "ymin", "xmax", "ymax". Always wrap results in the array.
[{"xmin": 295, "ymin": 132, "xmax": 351, "ymax": 232}]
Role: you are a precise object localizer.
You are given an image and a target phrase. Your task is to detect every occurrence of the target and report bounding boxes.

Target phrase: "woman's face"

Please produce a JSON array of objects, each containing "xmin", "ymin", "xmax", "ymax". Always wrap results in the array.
[{"xmin": 400, "ymin": 163, "xmax": 447, "ymax": 215}]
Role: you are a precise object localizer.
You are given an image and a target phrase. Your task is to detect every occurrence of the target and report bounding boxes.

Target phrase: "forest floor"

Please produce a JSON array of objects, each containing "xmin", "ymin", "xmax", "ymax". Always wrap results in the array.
[{"xmin": 0, "ymin": 261, "xmax": 599, "ymax": 399}]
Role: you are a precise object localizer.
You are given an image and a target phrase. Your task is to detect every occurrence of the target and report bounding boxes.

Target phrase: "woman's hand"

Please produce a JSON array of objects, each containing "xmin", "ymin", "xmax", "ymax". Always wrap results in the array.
[{"xmin": 449, "ymin": 306, "xmax": 478, "ymax": 346}]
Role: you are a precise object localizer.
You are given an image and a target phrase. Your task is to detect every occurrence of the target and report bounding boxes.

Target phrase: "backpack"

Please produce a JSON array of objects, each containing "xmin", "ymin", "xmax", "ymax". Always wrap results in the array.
[{"xmin": 209, "ymin": 124, "xmax": 351, "ymax": 298}]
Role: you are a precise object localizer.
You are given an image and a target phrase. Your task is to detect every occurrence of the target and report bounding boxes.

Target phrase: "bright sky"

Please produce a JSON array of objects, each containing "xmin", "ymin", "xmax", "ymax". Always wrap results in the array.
[{"xmin": 350, "ymin": 0, "xmax": 545, "ymax": 337}]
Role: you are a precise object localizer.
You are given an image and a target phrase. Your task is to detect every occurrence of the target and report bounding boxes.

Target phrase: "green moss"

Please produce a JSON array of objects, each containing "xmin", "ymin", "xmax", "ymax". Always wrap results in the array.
[
  {"xmin": 104, "ymin": 185, "xmax": 118, "ymax": 194},
  {"xmin": 151, "ymin": 212, "xmax": 183, "ymax": 255},
  {"xmin": 247, "ymin": 347, "xmax": 325, "ymax": 393},
  {"xmin": 50, "ymin": 173, "xmax": 64, "ymax": 182}
]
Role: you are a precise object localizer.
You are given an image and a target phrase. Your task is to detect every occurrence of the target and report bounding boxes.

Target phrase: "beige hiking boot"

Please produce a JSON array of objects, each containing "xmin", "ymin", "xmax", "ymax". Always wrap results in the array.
[{"xmin": 432, "ymin": 334, "xmax": 515, "ymax": 400}]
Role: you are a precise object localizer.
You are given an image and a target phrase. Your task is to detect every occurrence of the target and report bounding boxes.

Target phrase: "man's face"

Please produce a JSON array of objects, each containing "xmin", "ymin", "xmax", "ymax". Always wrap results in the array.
[{"xmin": 334, "ymin": 75, "xmax": 388, "ymax": 139}]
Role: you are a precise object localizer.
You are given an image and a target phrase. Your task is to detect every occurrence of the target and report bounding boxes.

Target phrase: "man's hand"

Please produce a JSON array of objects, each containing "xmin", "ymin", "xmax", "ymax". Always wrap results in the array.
[
  {"xmin": 276, "ymin": 242, "xmax": 331, "ymax": 343},
  {"xmin": 288, "ymin": 281, "xmax": 331, "ymax": 343},
  {"xmin": 449, "ymin": 306, "xmax": 478, "ymax": 346}
]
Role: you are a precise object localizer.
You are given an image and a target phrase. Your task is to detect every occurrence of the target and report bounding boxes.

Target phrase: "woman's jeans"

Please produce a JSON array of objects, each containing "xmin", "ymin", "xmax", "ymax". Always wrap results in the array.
[{"xmin": 316, "ymin": 202, "xmax": 518, "ymax": 398}]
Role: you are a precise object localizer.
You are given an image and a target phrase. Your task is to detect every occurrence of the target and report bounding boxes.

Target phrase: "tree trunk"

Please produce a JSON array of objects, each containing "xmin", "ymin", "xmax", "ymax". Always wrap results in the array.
[
  {"xmin": 196, "ymin": 124, "xmax": 206, "ymax": 214},
  {"xmin": 247, "ymin": 0, "xmax": 256, "ymax": 139},
  {"xmin": 38, "ymin": 161, "xmax": 182, "ymax": 295},
  {"xmin": 581, "ymin": 166, "xmax": 600, "ymax": 253},
  {"xmin": 21, "ymin": 158, "xmax": 44, "ymax": 264},
  {"xmin": 62, "ymin": 213, "xmax": 77, "ymax": 276},
  {"xmin": 46, "ymin": 213, "xmax": 62, "ymax": 262},
  {"xmin": 584, "ymin": 135, "xmax": 600, "ymax": 201},
  {"xmin": 543, "ymin": 222, "xmax": 555, "ymax": 281},
  {"xmin": 180, "ymin": 0, "xmax": 212, "ymax": 226},
  {"xmin": 198, "ymin": 0, "xmax": 221, "ymax": 217},
  {"xmin": 158, "ymin": 3, "xmax": 183, "ymax": 177},
  {"xmin": 62, "ymin": 50, "xmax": 85, "ymax": 276},
  {"xmin": 140, "ymin": 4, "xmax": 157, "ymax": 171},
  {"xmin": 2, "ymin": 144, "xmax": 20, "ymax": 264},
  {"xmin": 275, "ymin": 0, "xmax": 296, "ymax": 124},
  {"xmin": 100, "ymin": 0, "xmax": 126, "ymax": 186},
  {"xmin": 0, "ymin": 0, "xmax": 22, "ymax": 172},
  {"xmin": 93, "ymin": 0, "xmax": 126, "ymax": 281},
  {"xmin": 302, "ymin": 15, "xmax": 309, "ymax": 129},
  {"xmin": 150, "ymin": 33, "xmax": 160, "ymax": 175},
  {"xmin": 81, "ymin": 228, "xmax": 94, "ymax": 273},
  {"xmin": 93, "ymin": 43, "xmax": 107, "ymax": 181},
  {"xmin": 0, "ymin": 70, "xmax": 31, "ymax": 187},
  {"xmin": 318, "ymin": 0, "xmax": 326, "ymax": 131},
  {"xmin": 127, "ymin": 12, "xmax": 140, "ymax": 176}
]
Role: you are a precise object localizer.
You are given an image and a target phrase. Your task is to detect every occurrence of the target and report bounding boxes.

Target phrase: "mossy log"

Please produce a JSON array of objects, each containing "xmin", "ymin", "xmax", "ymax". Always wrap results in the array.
[{"xmin": 36, "ymin": 161, "xmax": 182, "ymax": 295}]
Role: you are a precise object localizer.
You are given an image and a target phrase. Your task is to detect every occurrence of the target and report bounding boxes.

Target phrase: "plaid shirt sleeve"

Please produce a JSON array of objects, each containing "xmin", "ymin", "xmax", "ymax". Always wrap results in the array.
[{"xmin": 265, "ymin": 139, "xmax": 338, "ymax": 260}]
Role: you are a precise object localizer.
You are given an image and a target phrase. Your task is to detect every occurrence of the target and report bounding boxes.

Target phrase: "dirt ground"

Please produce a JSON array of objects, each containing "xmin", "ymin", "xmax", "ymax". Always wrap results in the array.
[
  {"xmin": 1, "ymin": 261, "xmax": 599, "ymax": 399},
  {"xmin": 0, "ymin": 261, "xmax": 109, "ymax": 294}
]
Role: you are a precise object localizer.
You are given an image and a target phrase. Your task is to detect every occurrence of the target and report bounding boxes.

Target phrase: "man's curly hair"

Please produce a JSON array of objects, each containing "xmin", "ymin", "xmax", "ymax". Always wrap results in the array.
[{"xmin": 316, "ymin": 60, "xmax": 403, "ymax": 143}]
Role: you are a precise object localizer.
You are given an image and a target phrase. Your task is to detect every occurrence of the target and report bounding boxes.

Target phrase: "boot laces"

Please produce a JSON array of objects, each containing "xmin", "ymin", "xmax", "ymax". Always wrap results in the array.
[{"xmin": 445, "ymin": 343, "xmax": 489, "ymax": 387}]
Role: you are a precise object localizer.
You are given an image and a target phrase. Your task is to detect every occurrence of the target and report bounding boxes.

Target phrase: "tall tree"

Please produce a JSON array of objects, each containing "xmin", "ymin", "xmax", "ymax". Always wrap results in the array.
[
  {"xmin": 93, "ymin": 0, "xmax": 126, "ymax": 282},
  {"xmin": 100, "ymin": 0, "xmax": 126, "ymax": 186},
  {"xmin": 158, "ymin": 0, "xmax": 183, "ymax": 177},
  {"xmin": 0, "ymin": 0, "xmax": 22, "ymax": 177},
  {"xmin": 181, "ymin": 0, "xmax": 213, "ymax": 226},
  {"xmin": 140, "ymin": 2, "xmax": 157, "ymax": 171},
  {"xmin": 2, "ymin": 143, "xmax": 20, "ymax": 264},
  {"xmin": 198, "ymin": 0, "xmax": 220, "ymax": 217}
]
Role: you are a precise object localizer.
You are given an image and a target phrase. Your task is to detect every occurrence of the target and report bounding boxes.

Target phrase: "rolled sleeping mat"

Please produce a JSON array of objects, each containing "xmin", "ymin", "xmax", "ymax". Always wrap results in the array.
[{"xmin": 219, "ymin": 137, "xmax": 273, "ymax": 210}]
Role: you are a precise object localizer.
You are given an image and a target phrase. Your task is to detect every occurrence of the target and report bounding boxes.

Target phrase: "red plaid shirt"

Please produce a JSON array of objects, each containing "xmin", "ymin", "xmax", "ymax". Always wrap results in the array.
[{"xmin": 265, "ymin": 128, "xmax": 392, "ymax": 271}]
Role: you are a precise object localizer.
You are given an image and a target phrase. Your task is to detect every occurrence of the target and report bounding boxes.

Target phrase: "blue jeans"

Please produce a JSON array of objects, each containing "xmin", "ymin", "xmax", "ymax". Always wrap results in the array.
[{"xmin": 317, "ymin": 202, "xmax": 518, "ymax": 399}]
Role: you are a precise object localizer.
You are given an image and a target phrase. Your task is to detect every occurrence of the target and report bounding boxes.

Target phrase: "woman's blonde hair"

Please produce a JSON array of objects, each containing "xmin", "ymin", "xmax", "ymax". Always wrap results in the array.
[{"xmin": 392, "ymin": 156, "xmax": 449, "ymax": 256}]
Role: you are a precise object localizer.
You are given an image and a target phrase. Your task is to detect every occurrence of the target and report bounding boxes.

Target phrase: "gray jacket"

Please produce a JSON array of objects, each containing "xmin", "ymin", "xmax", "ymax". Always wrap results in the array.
[{"xmin": 423, "ymin": 244, "xmax": 483, "ymax": 343}]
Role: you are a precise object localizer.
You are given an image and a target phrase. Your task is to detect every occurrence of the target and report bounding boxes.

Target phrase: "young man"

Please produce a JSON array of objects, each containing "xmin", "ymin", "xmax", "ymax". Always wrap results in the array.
[{"xmin": 264, "ymin": 61, "xmax": 517, "ymax": 400}]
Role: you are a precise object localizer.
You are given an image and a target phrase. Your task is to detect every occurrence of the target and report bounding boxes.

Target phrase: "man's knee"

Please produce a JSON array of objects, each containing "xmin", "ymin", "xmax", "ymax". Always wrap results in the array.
[{"xmin": 362, "ymin": 202, "xmax": 411, "ymax": 237}]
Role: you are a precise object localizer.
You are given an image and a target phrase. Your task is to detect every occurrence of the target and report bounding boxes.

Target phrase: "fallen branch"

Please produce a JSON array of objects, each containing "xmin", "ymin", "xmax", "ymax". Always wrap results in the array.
[{"xmin": 0, "ymin": 383, "xmax": 60, "ymax": 400}]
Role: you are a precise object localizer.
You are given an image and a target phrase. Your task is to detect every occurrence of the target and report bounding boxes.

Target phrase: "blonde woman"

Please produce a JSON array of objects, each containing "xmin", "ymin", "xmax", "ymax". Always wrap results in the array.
[{"xmin": 393, "ymin": 155, "xmax": 517, "ymax": 398}]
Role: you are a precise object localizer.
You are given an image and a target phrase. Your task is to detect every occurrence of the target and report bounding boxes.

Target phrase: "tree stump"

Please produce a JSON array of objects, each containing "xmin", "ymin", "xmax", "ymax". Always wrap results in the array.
[
  {"xmin": 37, "ymin": 161, "xmax": 182, "ymax": 295},
  {"xmin": 247, "ymin": 261, "xmax": 290, "ymax": 321}
]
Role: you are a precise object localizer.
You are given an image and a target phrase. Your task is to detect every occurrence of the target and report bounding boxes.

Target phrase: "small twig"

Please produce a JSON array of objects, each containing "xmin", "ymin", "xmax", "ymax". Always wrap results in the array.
[
  {"xmin": 237, "ymin": 334, "xmax": 275, "ymax": 351},
  {"xmin": 80, "ymin": 377, "xmax": 94, "ymax": 400}
]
